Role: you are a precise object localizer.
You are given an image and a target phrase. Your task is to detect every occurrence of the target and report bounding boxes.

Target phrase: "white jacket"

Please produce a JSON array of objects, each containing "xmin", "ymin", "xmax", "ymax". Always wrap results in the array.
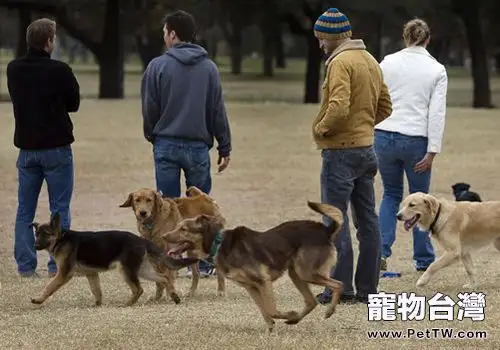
[{"xmin": 376, "ymin": 46, "xmax": 448, "ymax": 153}]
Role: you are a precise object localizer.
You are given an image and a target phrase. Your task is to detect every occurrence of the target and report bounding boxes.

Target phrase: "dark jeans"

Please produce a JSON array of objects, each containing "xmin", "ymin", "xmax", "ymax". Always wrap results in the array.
[
  {"xmin": 153, "ymin": 137, "xmax": 212, "ymax": 272},
  {"xmin": 14, "ymin": 145, "xmax": 74, "ymax": 274},
  {"xmin": 374, "ymin": 130, "xmax": 435, "ymax": 269},
  {"xmin": 320, "ymin": 146, "xmax": 380, "ymax": 298}
]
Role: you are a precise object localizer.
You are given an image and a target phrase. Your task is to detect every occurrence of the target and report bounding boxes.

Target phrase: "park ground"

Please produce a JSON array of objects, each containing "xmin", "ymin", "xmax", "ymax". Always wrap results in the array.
[{"xmin": 0, "ymin": 58, "xmax": 499, "ymax": 349}]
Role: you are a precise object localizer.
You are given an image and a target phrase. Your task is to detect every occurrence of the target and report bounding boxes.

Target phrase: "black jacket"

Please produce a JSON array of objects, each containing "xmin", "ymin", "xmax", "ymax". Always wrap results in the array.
[{"xmin": 7, "ymin": 48, "xmax": 80, "ymax": 150}]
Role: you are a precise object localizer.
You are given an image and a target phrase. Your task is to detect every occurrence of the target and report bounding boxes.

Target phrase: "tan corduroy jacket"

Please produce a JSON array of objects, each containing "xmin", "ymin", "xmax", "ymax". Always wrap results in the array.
[{"xmin": 312, "ymin": 39, "xmax": 393, "ymax": 150}]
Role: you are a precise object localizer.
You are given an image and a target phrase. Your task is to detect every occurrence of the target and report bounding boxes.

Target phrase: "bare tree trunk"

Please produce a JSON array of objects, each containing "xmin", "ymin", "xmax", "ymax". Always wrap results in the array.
[
  {"xmin": 453, "ymin": 0, "xmax": 493, "ymax": 108},
  {"xmin": 304, "ymin": 31, "xmax": 322, "ymax": 103},
  {"xmin": 229, "ymin": 22, "xmax": 242, "ymax": 75},
  {"xmin": 275, "ymin": 24, "xmax": 286, "ymax": 68},
  {"xmin": 136, "ymin": 32, "xmax": 164, "ymax": 71},
  {"xmin": 15, "ymin": 7, "xmax": 31, "ymax": 58},
  {"xmin": 98, "ymin": 0, "xmax": 124, "ymax": 99}
]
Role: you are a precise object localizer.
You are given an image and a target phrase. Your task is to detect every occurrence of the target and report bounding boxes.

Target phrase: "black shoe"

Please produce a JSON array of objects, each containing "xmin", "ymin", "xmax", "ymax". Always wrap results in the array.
[
  {"xmin": 316, "ymin": 293, "xmax": 364, "ymax": 305},
  {"xmin": 354, "ymin": 295, "xmax": 369, "ymax": 304},
  {"xmin": 416, "ymin": 267, "xmax": 428, "ymax": 272}
]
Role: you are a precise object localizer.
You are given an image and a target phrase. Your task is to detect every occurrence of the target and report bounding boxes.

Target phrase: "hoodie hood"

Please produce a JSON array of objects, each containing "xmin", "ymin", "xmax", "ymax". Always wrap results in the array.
[{"xmin": 166, "ymin": 43, "xmax": 208, "ymax": 65}]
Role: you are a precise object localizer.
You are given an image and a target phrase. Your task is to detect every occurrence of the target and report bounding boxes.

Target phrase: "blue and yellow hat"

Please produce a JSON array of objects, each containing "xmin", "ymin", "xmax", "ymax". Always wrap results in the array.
[{"xmin": 314, "ymin": 8, "xmax": 352, "ymax": 41}]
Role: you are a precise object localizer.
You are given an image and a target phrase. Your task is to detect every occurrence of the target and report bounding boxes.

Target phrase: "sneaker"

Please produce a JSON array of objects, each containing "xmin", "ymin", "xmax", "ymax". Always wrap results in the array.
[
  {"xmin": 19, "ymin": 271, "xmax": 40, "ymax": 278},
  {"xmin": 380, "ymin": 257, "xmax": 387, "ymax": 271}
]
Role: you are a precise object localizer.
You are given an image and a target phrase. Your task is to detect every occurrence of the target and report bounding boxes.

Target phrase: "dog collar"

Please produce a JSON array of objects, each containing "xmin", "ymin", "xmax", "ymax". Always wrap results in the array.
[
  {"xmin": 142, "ymin": 222, "xmax": 154, "ymax": 230},
  {"xmin": 429, "ymin": 203, "xmax": 442, "ymax": 233},
  {"xmin": 201, "ymin": 232, "xmax": 224, "ymax": 267},
  {"xmin": 209, "ymin": 232, "xmax": 223, "ymax": 258}
]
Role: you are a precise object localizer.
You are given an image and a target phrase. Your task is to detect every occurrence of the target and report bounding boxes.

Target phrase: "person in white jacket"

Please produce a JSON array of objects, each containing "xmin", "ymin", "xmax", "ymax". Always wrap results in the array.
[{"xmin": 375, "ymin": 18, "xmax": 448, "ymax": 273}]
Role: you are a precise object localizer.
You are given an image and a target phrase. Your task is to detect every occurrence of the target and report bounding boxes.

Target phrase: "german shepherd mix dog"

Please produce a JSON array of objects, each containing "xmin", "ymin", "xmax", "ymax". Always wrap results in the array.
[
  {"xmin": 162, "ymin": 201, "xmax": 344, "ymax": 332},
  {"xmin": 30, "ymin": 213, "xmax": 198, "ymax": 307}
]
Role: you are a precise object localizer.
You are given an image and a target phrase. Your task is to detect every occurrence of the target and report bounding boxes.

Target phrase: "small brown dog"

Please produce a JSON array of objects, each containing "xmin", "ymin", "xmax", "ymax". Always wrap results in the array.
[
  {"xmin": 162, "ymin": 201, "xmax": 345, "ymax": 332},
  {"xmin": 119, "ymin": 186, "xmax": 226, "ymax": 298}
]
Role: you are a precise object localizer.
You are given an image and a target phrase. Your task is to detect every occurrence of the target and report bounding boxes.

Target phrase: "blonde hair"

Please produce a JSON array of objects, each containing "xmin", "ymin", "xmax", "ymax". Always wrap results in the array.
[
  {"xmin": 403, "ymin": 18, "xmax": 430, "ymax": 47},
  {"xmin": 26, "ymin": 18, "xmax": 56, "ymax": 50}
]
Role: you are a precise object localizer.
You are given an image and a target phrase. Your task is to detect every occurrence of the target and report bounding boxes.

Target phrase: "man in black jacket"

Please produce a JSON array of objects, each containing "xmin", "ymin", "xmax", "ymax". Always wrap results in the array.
[{"xmin": 7, "ymin": 18, "xmax": 80, "ymax": 278}]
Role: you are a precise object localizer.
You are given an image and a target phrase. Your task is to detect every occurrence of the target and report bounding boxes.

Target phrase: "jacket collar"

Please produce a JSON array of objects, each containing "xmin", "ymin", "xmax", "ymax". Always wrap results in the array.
[
  {"xmin": 26, "ymin": 47, "xmax": 51, "ymax": 59},
  {"xmin": 325, "ymin": 39, "xmax": 366, "ymax": 66},
  {"xmin": 401, "ymin": 46, "xmax": 436, "ymax": 60}
]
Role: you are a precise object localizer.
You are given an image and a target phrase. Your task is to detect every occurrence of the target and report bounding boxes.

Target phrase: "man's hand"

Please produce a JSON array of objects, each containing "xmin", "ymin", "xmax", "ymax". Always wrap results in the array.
[
  {"xmin": 315, "ymin": 123, "xmax": 331, "ymax": 138},
  {"xmin": 217, "ymin": 155, "xmax": 230, "ymax": 173},
  {"xmin": 414, "ymin": 153, "xmax": 436, "ymax": 173}
]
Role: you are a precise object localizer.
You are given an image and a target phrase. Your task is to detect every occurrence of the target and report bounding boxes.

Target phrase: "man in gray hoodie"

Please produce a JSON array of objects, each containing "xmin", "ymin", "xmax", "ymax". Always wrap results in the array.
[{"xmin": 141, "ymin": 10, "xmax": 231, "ymax": 275}]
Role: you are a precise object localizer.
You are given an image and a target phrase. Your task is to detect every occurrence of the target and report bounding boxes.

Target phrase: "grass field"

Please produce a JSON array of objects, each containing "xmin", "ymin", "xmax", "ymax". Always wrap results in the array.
[{"xmin": 0, "ymin": 62, "xmax": 500, "ymax": 349}]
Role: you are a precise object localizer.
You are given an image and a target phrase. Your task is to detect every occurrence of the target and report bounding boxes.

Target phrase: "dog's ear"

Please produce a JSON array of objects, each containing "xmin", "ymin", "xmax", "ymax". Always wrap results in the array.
[
  {"xmin": 186, "ymin": 186, "xmax": 204, "ymax": 197},
  {"xmin": 423, "ymin": 195, "xmax": 438, "ymax": 215},
  {"xmin": 119, "ymin": 193, "xmax": 133, "ymax": 208},
  {"xmin": 196, "ymin": 214, "xmax": 225, "ymax": 231},
  {"xmin": 50, "ymin": 213, "xmax": 61, "ymax": 230},
  {"xmin": 155, "ymin": 191, "xmax": 164, "ymax": 211}
]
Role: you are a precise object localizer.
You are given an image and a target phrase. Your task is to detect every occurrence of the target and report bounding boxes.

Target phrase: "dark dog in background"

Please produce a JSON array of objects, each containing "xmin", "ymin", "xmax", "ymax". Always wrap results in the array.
[
  {"xmin": 30, "ymin": 213, "xmax": 198, "ymax": 307},
  {"xmin": 451, "ymin": 182, "xmax": 482, "ymax": 202}
]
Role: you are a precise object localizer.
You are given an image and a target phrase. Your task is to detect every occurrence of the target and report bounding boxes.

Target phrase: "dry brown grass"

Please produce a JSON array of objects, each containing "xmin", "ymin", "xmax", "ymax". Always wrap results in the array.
[{"xmin": 0, "ymin": 96, "xmax": 499, "ymax": 349}]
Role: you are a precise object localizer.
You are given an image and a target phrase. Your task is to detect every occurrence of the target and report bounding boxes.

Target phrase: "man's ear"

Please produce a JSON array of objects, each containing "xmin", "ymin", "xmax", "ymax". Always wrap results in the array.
[
  {"xmin": 50, "ymin": 213, "xmax": 61, "ymax": 230},
  {"xmin": 119, "ymin": 193, "xmax": 133, "ymax": 208}
]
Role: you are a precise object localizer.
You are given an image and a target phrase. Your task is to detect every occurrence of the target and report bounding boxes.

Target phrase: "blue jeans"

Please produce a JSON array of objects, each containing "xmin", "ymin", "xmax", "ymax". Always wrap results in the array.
[
  {"xmin": 14, "ymin": 145, "xmax": 74, "ymax": 274},
  {"xmin": 320, "ymin": 146, "xmax": 381, "ymax": 298},
  {"xmin": 153, "ymin": 137, "xmax": 212, "ymax": 272},
  {"xmin": 374, "ymin": 130, "xmax": 435, "ymax": 269}
]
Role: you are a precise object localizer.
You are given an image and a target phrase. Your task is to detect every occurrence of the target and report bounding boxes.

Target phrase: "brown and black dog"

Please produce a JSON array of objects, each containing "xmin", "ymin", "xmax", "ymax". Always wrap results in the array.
[
  {"xmin": 119, "ymin": 186, "xmax": 226, "ymax": 298},
  {"xmin": 30, "ymin": 213, "xmax": 198, "ymax": 307},
  {"xmin": 162, "ymin": 201, "xmax": 345, "ymax": 332}
]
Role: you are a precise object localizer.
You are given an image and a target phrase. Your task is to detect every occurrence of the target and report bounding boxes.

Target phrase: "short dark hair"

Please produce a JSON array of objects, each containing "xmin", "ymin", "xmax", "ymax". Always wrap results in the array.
[
  {"xmin": 163, "ymin": 10, "xmax": 197, "ymax": 42},
  {"xmin": 26, "ymin": 18, "xmax": 56, "ymax": 50}
]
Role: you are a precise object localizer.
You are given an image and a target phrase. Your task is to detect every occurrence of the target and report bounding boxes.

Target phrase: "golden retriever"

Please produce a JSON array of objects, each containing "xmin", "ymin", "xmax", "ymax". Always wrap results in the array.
[
  {"xmin": 119, "ymin": 186, "xmax": 226, "ymax": 299},
  {"xmin": 397, "ymin": 192, "xmax": 500, "ymax": 288}
]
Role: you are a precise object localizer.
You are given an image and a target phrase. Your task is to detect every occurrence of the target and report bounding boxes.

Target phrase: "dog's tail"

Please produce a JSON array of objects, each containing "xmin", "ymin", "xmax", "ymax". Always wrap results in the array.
[
  {"xmin": 307, "ymin": 201, "xmax": 344, "ymax": 241},
  {"xmin": 145, "ymin": 241, "xmax": 199, "ymax": 270}
]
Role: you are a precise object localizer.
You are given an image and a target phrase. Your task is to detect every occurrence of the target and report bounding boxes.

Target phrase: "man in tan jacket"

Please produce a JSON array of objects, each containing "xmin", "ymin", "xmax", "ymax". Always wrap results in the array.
[{"xmin": 312, "ymin": 8, "xmax": 393, "ymax": 305}]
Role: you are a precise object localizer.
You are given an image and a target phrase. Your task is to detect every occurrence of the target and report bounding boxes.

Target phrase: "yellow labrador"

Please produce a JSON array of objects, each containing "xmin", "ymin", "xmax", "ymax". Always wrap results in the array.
[{"xmin": 397, "ymin": 192, "xmax": 500, "ymax": 288}]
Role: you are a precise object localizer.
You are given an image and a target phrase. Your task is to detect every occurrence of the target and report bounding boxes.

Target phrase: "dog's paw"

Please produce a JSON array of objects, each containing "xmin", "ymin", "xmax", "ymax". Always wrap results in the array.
[
  {"xmin": 94, "ymin": 300, "xmax": 102, "ymax": 307},
  {"xmin": 171, "ymin": 292, "xmax": 181, "ymax": 304},
  {"xmin": 217, "ymin": 290, "xmax": 226, "ymax": 297},
  {"xmin": 416, "ymin": 276, "xmax": 429, "ymax": 287},
  {"xmin": 31, "ymin": 297, "xmax": 44, "ymax": 305},
  {"xmin": 284, "ymin": 311, "xmax": 300, "ymax": 325}
]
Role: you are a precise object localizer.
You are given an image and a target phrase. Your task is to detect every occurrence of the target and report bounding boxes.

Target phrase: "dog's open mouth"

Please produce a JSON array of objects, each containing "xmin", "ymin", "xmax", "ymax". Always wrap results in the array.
[
  {"xmin": 404, "ymin": 214, "xmax": 420, "ymax": 231},
  {"xmin": 167, "ymin": 242, "xmax": 191, "ymax": 258}
]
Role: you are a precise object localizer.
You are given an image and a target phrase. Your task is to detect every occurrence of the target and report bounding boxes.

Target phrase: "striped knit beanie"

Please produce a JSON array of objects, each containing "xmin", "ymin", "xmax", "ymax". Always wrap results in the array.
[{"xmin": 314, "ymin": 8, "xmax": 352, "ymax": 41}]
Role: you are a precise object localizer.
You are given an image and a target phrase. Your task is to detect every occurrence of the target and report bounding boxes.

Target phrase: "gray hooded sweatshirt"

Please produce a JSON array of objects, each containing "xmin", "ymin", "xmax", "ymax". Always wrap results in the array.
[{"xmin": 140, "ymin": 43, "xmax": 231, "ymax": 157}]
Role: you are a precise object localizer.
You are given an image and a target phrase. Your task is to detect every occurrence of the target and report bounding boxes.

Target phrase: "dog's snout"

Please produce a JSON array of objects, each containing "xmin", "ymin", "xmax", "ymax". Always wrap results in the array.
[
  {"xmin": 139, "ymin": 210, "xmax": 147, "ymax": 217},
  {"xmin": 396, "ymin": 213, "xmax": 403, "ymax": 220}
]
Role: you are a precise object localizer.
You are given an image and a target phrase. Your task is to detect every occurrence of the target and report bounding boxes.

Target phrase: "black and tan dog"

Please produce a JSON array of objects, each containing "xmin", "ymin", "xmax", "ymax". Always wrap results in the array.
[
  {"xmin": 30, "ymin": 213, "xmax": 198, "ymax": 307},
  {"xmin": 162, "ymin": 201, "xmax": 344, "ymax": 332}
]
